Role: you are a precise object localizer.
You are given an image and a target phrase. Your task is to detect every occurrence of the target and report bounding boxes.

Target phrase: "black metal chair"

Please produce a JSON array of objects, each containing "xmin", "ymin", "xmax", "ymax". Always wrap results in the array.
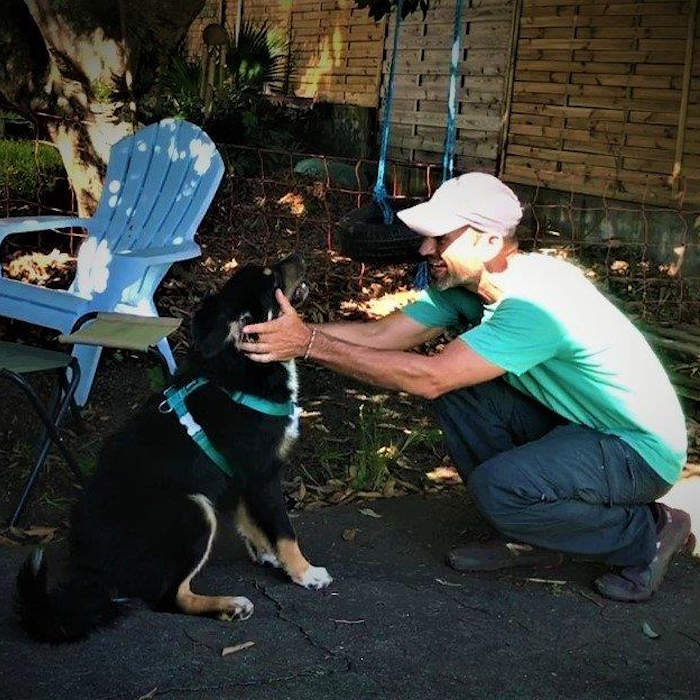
[{"xmin": 0, "ymin": 341, "xmax": 83, "ymax": 527}]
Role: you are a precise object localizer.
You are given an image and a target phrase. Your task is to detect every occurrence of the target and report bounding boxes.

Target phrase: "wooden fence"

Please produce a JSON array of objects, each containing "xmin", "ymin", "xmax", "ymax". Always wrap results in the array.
[{"xmin": 500, "ymin": 0, "xmax": 700, "ymax": 207}]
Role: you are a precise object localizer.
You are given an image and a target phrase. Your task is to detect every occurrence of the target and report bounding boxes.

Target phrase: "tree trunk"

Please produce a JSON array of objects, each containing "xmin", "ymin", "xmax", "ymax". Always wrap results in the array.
[
  {"xmin": 0, "ymin": 0, "xmax": 206, "ymax": 217},
  {"xmin": 24, "ymin": 0, "xmax": 134, "ymax": 216}
]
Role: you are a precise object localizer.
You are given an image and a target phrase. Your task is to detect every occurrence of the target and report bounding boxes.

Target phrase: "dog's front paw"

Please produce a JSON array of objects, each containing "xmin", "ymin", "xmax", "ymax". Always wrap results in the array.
[
  {"xmin": 295, "ymin": 565, "xmax": 333, "ymax": 590},
  {"xmin": 218, "ymin": 596, "xmax": 254, "ymax": 621}
]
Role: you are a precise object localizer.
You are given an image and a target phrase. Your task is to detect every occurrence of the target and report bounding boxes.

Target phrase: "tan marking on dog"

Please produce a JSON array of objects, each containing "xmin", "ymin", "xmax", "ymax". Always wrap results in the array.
[
  {"xmin": 175, "ymin": 495, "xmax": 253, "ymax": 619},
  {"xmin": 235, "ymin": 501, "xmax": 280, "ymax": 567},
  {"xmin": 276, "ymin": 538, "xmax": 312, "ymax": 581},
  {"xmin": 236, "ymin": 502, "xmax": 273, "ymax": 552}
]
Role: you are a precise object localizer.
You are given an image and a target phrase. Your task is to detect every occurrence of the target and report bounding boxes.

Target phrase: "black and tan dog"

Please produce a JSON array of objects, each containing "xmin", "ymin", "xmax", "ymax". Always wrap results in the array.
[{"xmin": 16, "ymin": 254, "xmax": 331, "ymax": 642}]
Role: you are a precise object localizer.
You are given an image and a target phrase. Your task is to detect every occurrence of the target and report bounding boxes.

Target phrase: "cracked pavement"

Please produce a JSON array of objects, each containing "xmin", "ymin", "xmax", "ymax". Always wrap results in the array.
[{"xmin": 1, "ymin": 493, "xmax": 699, "ymax": 699}]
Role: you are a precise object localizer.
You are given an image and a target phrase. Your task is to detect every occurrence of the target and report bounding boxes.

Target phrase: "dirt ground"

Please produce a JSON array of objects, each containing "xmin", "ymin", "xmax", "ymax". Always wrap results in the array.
[
  {"xmin": 0, "ymin": 180, "xmax": 698, "ymax": 537},
  {"xmin": 0, "ymin": 222, "xmax": 451, "ymax": 533}
]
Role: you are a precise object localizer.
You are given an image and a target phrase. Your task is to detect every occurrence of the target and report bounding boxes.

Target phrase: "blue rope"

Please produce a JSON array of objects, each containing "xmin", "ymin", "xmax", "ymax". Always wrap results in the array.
[
  {"xmin": 441, "ymin": 0, "xmax": 464, "ymax": 183},
  {"xmin": 373, "ymin": 0, "xmax": 404, "ymax": 225},
  {"xmin": 414, "ymin": 0, "xmax": 464, "ymax": 290}
]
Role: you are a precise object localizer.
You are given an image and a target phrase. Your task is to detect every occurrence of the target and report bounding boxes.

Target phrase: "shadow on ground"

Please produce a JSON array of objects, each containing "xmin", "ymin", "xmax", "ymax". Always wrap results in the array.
[{"xmin": 1, "ymin": 493, "xmax": 698, "ymax": 699}]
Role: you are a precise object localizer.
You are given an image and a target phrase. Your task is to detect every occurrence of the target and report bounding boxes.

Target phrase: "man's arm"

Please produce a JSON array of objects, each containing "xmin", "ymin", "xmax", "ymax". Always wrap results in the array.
[
  {"xmin": 305, "ymin": 331, "xmax": 504, "ymax": 399},
  {"xmin": 239, "ymin": 291, "xmax": 504, "ymax": 398},
  {"xmin": 310, "ymin": 310, "xmax": 443, "ymax": 350}
]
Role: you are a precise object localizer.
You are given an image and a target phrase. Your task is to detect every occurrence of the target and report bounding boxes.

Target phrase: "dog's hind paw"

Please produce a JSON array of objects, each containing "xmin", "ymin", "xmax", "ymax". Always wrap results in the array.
[
  {"xmin": 243, "ymin": 538, "xmax": 281, "ymax": 569},
  {"xmin": 296, "ymin": 565, "xmax": 333, "ymax": 590},
  {"xmin": 218, "ymin": 596, "xmax": 254, "ymax": 621}
]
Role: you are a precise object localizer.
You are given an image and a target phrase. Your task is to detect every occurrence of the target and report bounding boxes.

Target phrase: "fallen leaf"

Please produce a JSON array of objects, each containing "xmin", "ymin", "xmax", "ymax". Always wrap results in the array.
[
  {"xmin": 9, "ymin": 526, "xmax": 57, "ymax": 544},
  {"xmin": 222, "ymin": 641, "xmax": 255, "ymax": 656},
  {"xmin": 359, "ymin": 507, "xmax": 382, "ymax": 518},
  {"xmin": 137, "ymin": 688, "xmax": 158, "ymax": 700},
  {"xmin": 382, "ymin": 479, "xmax": 396, "ymax": 497},
  {"xmin": 342, "ymin": 527, "xmax": 359, "ymax": 542},
  {"xmin": 642, "ymin": 621, "xmax": 660, "ymax": 640},
  {"xmin": 435, "ymin": 578, "xmax": 463, "ymax": 588},
  {"xmin": 333, "ymin": 618, "xmax": 365, "ymax": 624},
  {"xmin": 426, "ymin": 465, "xmax": 462, "ymax": 484}
]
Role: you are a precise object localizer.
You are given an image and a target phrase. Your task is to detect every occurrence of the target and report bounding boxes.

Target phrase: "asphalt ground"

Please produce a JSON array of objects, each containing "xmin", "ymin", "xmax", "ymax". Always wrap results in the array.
[{"xmin": 1, "ymin": 492, "xmax": 698, "ymax": 699}]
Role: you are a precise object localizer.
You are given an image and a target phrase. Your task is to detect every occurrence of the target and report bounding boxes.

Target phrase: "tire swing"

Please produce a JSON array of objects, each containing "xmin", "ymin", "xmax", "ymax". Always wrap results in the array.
[{"xmin": 336, "ymin": 0, "xmax": 465, "ymax": 286}]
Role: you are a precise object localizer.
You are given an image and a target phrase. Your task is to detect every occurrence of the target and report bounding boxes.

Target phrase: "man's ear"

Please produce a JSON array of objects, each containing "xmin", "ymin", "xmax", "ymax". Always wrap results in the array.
[{"xmin": 485, "ymin": 233, "xmax": 504, "ymax": 258}]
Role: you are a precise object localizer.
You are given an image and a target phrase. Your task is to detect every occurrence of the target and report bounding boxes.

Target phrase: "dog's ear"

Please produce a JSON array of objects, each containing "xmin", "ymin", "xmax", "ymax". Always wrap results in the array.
[{"xmin": 192, "ymin": 298, "xmax": 252, "ymax": 359}]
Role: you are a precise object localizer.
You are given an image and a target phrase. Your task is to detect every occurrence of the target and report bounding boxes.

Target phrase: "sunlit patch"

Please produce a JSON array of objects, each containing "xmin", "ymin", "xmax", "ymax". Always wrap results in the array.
[
  {"xmin": 263, "ymin": 267, "xmax": 272, "ymax": 275},
  {"xmin": 340, "ymin": 290, "xmax": 420, "ymax": 319},
  {"xmin": 126, "ymin": 207, "xmax": 132, "ymax": 216},
  {"xmin": 74, "ymin": 238, "xmax": 113, "ymax": 297},
  {"xmin": 278, "ymin": 192, "xmax": 305, "ymax": 216},
  {"xmin": 182, "ymin": 186, "xmax": 193, "ymax": 197},
  {"xmin": 3, "ymin": 249, "xmax": 75, "ymax": 286},
  {"xmin": 167, "ymin": 138, "xmax": 179, "ymax": 162},
  {"xmin": 189, "ymin": 138, "xmax": 215, "ymax": 175},
  {"xmin": 108, "ymin": 180, "xmax": 121, "ymax": 193},
  {"xmin": 180, "ymin": 150, "xmax": 186, "ymax": 159},
  {"xmin": 172, "ymin": 236, "xmax": 183, "ymax": 245},
  {"xmin": 426, "ymin": 464, "xmax": 462, "ymax": 485},
  {"xmin": 154, "ymin": 145, "xmax": 161, "ymax": 153},
  {"xmin": 108, "ymin": 195, "xmax": 118, "ymax": 207},
  {"xmin": 137, "ymin": 141, "xmax": 147, "ymax": 152}
]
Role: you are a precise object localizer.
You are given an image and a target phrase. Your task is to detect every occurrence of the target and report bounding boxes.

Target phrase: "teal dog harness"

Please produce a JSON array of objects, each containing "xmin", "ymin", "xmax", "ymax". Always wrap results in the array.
[{"xmin": 160, "ymin": 378, "xmax": 296, "ymax": 478}]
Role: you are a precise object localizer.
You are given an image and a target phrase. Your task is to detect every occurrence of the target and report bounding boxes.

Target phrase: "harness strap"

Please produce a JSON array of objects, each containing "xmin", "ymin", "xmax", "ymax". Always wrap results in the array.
[{"xmin": 161, "ymin": 379, "xmax": 297, "ymax": 480}]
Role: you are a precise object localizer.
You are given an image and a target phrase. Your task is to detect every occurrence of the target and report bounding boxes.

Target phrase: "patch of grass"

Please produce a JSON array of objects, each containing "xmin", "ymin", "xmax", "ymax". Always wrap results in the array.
[
  {"xmin": 315, "ymin": 442, "xmax": 348, "ymax": 475},
  {"xmin": 77, "ymin": 454, "xmax": 98, "ymax": 478},
  {"xmin": 399, "ymin": 425, "xmax": 443, "ymax": 455},
  {"xmin": 0, "ymin": 139, "xmax": 64, "ymax": 199},
  {"xmin": 146, "ymin": 365, "xmax": 168, "ymax": 392},
  {"xmin": 350, "ymin": 404, "xmax": 393, "ymax": 492}
]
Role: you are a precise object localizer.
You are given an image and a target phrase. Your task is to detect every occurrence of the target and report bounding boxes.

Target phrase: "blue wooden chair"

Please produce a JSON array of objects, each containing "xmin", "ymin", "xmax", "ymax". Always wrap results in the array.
[{"xmin": 0, "ymin": 119, "xmax": 224, "ymax": 405}]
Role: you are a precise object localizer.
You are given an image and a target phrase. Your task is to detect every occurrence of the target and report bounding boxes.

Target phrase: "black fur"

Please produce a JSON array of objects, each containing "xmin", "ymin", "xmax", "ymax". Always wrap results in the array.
[{"xmin": 15, "ymin": 255, "xmax": 313, "ymax": 642}]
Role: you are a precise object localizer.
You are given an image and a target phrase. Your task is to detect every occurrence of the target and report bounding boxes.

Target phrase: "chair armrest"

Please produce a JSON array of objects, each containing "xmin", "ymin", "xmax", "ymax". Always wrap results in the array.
[
  {"xmin": 114, "ymin": 242, "xmax": 201, "ymax": 266},
  {"xmin": 0, "ymin": 216, "xmax": 90, "ymax": 246}
]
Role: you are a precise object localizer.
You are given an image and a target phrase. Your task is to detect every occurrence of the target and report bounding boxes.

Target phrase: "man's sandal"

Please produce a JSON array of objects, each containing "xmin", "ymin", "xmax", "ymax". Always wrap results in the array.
[{"xmin": 447, "ymin": 541, "xmax": 565, "ymax": 572}]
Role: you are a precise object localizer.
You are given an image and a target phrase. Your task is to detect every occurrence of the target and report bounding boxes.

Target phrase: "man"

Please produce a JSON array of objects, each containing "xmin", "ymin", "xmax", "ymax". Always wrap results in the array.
[{"xmin": 239, "ymin": 172, "xmax": 690, "ymax": 602}]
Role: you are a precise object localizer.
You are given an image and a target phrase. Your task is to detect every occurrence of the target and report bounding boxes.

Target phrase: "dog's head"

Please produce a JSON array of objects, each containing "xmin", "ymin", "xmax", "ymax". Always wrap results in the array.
[{"xmin": 192, "ymin": 254, "xmax": 308, "ymax": 360}]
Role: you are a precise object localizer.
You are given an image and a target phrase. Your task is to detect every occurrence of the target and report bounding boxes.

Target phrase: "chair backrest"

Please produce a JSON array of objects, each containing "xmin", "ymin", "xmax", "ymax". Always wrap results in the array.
[
  {"xmin": 72, "ymin": 119, "xmax": 224, "ymax": 300},
  {"xmin": 91, "ymin": 119, "xmax": 224, "ymax": 253}
]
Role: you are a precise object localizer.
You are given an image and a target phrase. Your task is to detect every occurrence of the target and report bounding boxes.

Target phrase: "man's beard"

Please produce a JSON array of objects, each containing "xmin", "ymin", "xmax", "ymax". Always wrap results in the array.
[{"xmin": 433, "ymin": 271, "xmax": 460, "ymax": 291}]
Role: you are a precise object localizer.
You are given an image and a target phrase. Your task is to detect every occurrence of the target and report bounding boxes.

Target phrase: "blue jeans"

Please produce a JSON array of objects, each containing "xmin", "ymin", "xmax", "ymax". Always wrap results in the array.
[{"xmin": 433, "ymin": 379, "xmax": 672, "ymax": 567}]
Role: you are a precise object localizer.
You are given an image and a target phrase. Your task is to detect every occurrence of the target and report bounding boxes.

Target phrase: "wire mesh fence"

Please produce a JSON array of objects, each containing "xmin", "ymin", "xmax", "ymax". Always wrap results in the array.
[{"xmin": 1, "ymin": 143, "xmax": 698, "ymax": 325}]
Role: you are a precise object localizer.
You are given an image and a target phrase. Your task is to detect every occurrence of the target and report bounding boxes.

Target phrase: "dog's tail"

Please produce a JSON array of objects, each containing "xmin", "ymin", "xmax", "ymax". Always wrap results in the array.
[{"xmin": 15, "ymin": 548, "xmax": 120, "ymax": 643}]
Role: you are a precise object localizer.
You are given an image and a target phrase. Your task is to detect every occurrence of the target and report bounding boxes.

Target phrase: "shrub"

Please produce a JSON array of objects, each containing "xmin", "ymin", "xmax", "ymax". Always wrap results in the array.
[{"xmin": 0, "ymin": 139, "xmax": 65, "ymax": 200}]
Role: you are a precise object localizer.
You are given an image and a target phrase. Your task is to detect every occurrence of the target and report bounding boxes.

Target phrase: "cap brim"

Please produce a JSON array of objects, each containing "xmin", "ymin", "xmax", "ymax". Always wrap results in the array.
[{"xmin": 397, "ymin": 201, "xmax": 466, "ymax": 237}]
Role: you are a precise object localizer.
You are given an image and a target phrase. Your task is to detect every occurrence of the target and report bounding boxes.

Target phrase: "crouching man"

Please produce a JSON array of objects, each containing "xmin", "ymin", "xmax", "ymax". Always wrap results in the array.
[{"xmin": 239, "ymin": 172, "xmax": 690, "ymax": 602}]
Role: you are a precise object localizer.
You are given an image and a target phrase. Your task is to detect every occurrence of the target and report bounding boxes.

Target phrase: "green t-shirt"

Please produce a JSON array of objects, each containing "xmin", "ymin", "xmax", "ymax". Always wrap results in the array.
[{"xmin": 402, "ymin": 253, "xmax": 687, "ymax": 484}]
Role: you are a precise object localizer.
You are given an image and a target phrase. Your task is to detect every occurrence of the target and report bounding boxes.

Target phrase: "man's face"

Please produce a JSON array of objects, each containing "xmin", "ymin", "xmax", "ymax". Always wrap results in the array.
[{"xmin": 419, "ymin": 226, "xmax": 501, "ymax": 290}]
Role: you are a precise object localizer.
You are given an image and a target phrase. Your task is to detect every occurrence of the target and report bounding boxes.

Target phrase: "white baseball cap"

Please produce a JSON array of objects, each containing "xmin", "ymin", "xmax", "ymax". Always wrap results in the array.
[{"xmin": 397, "ymin": 172, "xmax": 522, "ymax": 238}]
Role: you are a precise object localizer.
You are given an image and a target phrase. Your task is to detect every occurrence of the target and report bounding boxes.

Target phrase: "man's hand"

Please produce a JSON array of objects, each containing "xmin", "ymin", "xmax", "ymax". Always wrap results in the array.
[{"xmin": 238, "ymin": 289, "xmax": 312, "ymax": 363}]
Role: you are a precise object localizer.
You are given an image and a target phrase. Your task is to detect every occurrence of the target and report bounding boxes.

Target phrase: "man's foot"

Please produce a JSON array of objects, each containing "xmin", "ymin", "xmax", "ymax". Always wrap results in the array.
[
  {"xmin": 447, "ymin": 541, "xmax": 565, "ymax": 572},
  {"xmin": 594, "ymin": 504, "xmax": 691, "ymax": 602}
]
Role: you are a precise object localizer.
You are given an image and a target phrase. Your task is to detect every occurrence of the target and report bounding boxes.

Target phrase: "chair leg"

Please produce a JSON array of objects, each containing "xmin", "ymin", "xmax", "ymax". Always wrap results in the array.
[
  {"xmin": 70, "ymin": 343, "xmax": 103, "ymax": 406},
  {"xmin": 156, "ymin": 337, "xmax": 177, "ymax": 375},
  {"xmin": 4, "ymin": 364, "xmax": 83, "ymax": 528}
]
